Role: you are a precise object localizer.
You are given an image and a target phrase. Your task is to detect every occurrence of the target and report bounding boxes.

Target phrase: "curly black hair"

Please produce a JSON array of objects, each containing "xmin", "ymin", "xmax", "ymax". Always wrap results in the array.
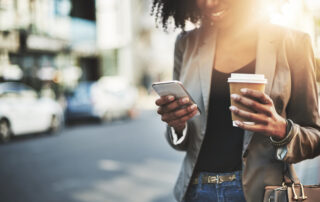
[{"xmin": 151, "ymin": 0, "xmax": 201, "ymax": 30}]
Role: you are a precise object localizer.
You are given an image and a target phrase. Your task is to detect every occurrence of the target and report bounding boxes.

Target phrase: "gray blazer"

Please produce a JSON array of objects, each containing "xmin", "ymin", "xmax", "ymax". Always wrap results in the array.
[{"xmin": 165, "ymin": 23, "xmax": 320, "ymax": 202}]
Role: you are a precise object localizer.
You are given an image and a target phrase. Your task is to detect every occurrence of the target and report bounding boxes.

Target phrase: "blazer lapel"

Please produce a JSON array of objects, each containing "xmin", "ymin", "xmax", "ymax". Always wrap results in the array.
[
  {"xmin": 197, "ymin": 27, "xmax": 218, "ymax": 118},
  {"xmin": 255, "ymin": 24, "xmax": 277, "ymax": 95},
  {"xmin": 243, "ymin": 24, "xmax": 278, "ymax": 153}
]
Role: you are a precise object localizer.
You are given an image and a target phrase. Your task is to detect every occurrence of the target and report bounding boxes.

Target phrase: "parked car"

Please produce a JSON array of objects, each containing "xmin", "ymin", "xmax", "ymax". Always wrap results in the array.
[
  {"xmin": 65, "ymin": 78, "xmax": 138, "ymax": 122},
  {"xmin": 0, "ymin": 82, "xmax": 64, "ymax": 142},
  {"xmin": 65, "ymin": 82, "xmax": 102, "ymax": 122},
  {"xmin": 95, "ymin": 76, "xmax": 138, "ymax": 120}
]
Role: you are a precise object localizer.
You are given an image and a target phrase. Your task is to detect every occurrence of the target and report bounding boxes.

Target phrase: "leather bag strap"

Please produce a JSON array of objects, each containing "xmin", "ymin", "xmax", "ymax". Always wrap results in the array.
[{"xmin": 284, "ymin": 164, "xmax": 300, "ymax": 185}]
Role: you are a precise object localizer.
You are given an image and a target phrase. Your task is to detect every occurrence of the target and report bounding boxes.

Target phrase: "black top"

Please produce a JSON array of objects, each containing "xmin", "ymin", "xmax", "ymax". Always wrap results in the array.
[{"xmin": 195, "ymin": 60, "xmax": 256, "ymax": 173}]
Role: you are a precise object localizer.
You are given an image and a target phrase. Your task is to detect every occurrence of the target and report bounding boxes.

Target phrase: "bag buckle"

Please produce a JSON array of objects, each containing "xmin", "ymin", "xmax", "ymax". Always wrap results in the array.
[
  {"xmin": 274, "ymin": 182, "xmax": 287, "ymax": 191},
  {"xmin": 291, "ymin": 183, "xmax": 308, "ymax": 200}
]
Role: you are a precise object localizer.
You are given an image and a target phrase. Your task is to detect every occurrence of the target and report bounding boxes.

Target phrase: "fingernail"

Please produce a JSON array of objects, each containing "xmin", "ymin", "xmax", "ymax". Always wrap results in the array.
[
  {"xmin": 168, "ymin": 96, "xmax": 174, "ymax": 101},
  {"xmin": 231, "ymin": 94, "xmax": 239, "ymax": 100},
  {"xmin": 229, "ymin": 106, "xmax": 237, "ymax": 111},
  {"xmin": 190, "ymin": 104, "xmax": 197, "ymax": 110},
  {"xmin": 235, "ymin": 120, "xmax": 242, "ymax": 126},
  {"xmin": 182, "ymin": 97, "xmax": 189, "ymax": 103},
  {"xmin": 240, "ymin": 88, "xmax": 247, "ymax": 93}
]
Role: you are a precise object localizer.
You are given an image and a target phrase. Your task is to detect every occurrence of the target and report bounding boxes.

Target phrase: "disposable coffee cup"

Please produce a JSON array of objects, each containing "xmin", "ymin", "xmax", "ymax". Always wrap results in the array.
[{"xmin": 228, "ymin": 73, "xmax": 267, "ymax": 127}]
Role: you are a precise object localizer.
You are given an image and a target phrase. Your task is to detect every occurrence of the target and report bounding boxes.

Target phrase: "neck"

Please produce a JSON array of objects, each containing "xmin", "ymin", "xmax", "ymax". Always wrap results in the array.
[{"xmin": 217, "ymin": 16, "xmax": 260, "ymax": 43}]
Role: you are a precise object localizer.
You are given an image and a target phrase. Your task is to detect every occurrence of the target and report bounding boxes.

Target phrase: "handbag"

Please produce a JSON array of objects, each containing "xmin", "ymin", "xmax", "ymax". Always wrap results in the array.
[{"xmin": 263, "ymin": 164, "xmax": 320, "ymax": 202}]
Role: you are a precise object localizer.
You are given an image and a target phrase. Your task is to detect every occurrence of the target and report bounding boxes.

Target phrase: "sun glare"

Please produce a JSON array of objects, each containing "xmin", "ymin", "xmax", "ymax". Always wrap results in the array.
[
  {"xmin": 266, "ymin": 0, "xmax": 315, "ymax": 39},
  {"xmin": 268, "ymin": 1, "xmax": 292, "ymax": 27}
]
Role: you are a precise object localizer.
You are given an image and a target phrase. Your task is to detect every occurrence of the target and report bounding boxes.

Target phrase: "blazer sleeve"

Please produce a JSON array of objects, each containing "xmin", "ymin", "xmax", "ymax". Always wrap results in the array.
[
  {"xmin": 276, "ymin": 33, "xmax": 320, "ymax": 163},
  {"xmin": 165, "ymin": 32, "xmax": 190, "ymax": 151}
]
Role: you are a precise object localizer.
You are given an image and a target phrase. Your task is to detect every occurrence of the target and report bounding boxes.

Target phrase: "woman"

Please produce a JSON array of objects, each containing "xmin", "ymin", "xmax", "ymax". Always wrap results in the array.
[{"xmin": 153, "ymin": 0, "xmax": 320, "ymax": 201}]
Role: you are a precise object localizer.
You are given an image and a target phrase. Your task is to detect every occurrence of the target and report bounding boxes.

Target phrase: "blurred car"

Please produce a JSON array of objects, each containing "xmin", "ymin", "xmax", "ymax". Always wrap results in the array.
[
  {"xmin": 65, "ymin": 78, "xmax": 138, "ymax": 122},
  {"xmin": 65, "ymin": 82, "xmax": 102, "ymax": 122},
  {"xmin": 0, "ymin": 82, "xmax": 64, "ymax": 142},
  {"xmin": 95, "ymin": 76, "xmax": 138, "ymax": 120}
]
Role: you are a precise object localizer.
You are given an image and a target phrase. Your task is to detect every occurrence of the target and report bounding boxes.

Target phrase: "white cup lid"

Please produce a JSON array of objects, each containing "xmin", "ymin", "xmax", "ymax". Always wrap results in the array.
[{"xmin": 228, "ymin": 73, "xmax": 267, "ymax": 84}]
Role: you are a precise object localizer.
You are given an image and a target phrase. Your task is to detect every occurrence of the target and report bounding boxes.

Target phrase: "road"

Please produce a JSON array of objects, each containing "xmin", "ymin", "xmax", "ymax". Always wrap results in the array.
[
  {"xmin": 0, "ymin": 110, "xmax": 184, "ymax": 202},
  {"xmin": 0, "ymin": 108, "xmax": 319, "ymax": 202}
]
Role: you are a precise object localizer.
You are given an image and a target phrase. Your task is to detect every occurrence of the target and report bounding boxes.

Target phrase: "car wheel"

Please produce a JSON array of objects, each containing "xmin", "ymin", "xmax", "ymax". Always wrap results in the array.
[
  {"xmin": 49, "ymin": 115, "xmax": 61, "ymax": 134},
  {"xmin": 0, "ymin": 120, "xmax": 11, "ymax": 143}
]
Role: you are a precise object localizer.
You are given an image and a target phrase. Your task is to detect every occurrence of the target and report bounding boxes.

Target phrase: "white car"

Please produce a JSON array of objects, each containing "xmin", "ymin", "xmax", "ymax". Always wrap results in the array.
[
  {"xmin": 94, "ymin": 76, "xmax": 138, "ymax": 120},
  {"xmin": 0, "ymin": 82, "xmax": 64, "ymax": 142}
]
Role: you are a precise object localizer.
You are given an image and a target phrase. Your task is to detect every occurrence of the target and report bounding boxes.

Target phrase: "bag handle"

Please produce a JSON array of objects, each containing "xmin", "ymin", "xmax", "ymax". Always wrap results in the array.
[
  {"xmin": 284, "ymin": 164, "xmax": 300, "ymax": 185},
  {"xmin": 284, "ymin": 164, "xmax": 309, "ymax": 200}
]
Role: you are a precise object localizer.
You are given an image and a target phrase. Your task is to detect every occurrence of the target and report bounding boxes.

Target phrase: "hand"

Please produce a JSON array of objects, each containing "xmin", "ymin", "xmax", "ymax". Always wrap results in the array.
[
  {"xmin": 155, "ymin": 95, "xmax": 199, "ymax": 134},
  {"xmin": 229, "ymin": 88, "xmax": 287, "ymax": 139}
]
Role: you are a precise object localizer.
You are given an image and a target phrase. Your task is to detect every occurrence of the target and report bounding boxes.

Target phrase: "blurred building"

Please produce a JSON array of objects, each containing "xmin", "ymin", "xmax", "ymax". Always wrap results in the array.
[
  {"xmin": 268, "ymin": 0, "xmax": 320, "ymax": 57},
  {"xmin": 131, "ymin": 0, "xmax": 178, "ymax": 88},
  {"xmin": 0, "ymin": 0, "xmax": 71, "ymax": 96},
  {"xmin": 305, "ymin": 0, "xmax": 320, "ymax": 57},
  {"xmin": 70, "ymin": 0, "xmax": 98, "ymax": 82},
  {"xmin": 2, "ymin": 0, "xmax": 319, "ymax": 95},
  {"xmin": 0, "ymin": 0, "xmax": 99, "ymax": 96},
  {"xmin": 96, "ymin": 0, "xmax": 133, "ymax": 82},
  {"xmin": 269, "ymin": 0, "xmax": 314, "ymax": 48},
  {"xmin": 0, "ymin": 0, "xmax": 180, "ymax": 96}
]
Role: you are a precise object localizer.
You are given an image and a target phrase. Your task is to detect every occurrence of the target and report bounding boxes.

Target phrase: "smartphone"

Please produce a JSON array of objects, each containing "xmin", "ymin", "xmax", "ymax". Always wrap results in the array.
[{"xmin": 152, "ymin": 80, "xmax": 201, "ymax": 115}]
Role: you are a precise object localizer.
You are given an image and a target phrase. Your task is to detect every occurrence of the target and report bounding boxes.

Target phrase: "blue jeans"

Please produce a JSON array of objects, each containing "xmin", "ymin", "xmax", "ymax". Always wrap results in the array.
[{"xmin": 184, "ymin": 171, "xmax": 246, "ymax": 202}]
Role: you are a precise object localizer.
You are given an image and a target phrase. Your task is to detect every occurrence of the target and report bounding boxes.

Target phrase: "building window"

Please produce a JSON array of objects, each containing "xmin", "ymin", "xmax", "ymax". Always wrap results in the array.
[{"xmin": 70, "ymin": 0, "xmax": 96, "ymax": 21}]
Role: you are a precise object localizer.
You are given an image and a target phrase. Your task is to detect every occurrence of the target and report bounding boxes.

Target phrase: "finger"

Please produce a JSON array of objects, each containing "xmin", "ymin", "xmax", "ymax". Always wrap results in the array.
[
  {"xmin": 168, "ymin": 110, "xmax": 197, "ymax": 127},
  {"xmin": 160, "ymin": 97, "xmax": 194, "ymax": 122},
  {"xmin": 162, "ymin": 96, "xmax": 190, "ymax": 113},
  {"xmin": 157, "ymin": 106, "xmax": 165, "ymax": 115},
  {"xmin": 168, "ymin": 109, "xmax": 198, "ymax": 127},
  {"xmin": 161, "ymin": 111, "xmax": 176, "ymax": 123},
  {"xmin": 230, "ymin": 94, "xmax": 272, "ymax": 116},
  {"xmin": 229, "ymin": 106, "xmax": 268, "ymax": 124},
  {"xmin": 179, "ymin": 108, "xmax": 198, "ymax": 122},
  {"xmin": 172, "ymin": 104, "xmax": 198, "ymax": 118},
  {"xmin": 234, "ymin": 120, "xmax": 267, "ymax": 133},
  {"xmin": 240, "ymin": 88, "xmax": 273, "ymax": 104},
  {"xmin": 155, "ymin": 95, "xmax": 175, "ymax": 106},
  {"xmin": 162, "ymin": 104, "xmax": 193, "ymax": 122}
]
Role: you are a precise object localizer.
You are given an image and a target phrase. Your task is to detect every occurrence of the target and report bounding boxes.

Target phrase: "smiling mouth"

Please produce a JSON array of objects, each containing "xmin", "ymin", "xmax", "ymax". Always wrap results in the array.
[{"xmin": 211, "ymin": 9, "xmax": 226, "ymax": 17}]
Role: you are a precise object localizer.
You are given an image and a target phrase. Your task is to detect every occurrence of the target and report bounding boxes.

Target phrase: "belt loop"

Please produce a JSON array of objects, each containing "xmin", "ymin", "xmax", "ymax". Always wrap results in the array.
[
  {"xmin": 237, "ymin": 171, "xmax": 242, "ymax": 183},
  {"xmin": 200, "ymin": 173, "xmax": 204, "ymax": 189}
]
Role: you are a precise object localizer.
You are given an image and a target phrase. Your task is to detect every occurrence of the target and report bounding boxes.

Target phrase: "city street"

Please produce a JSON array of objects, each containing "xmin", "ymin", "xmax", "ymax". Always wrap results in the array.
[
  {"xmin": 0, "ymin": 107, "xmax": 319, "ymax": 202},
  {"xmin": 0, "ymin": 0, "xmax": 320, "ymax": 202},
  {"xmin": 0, "ymin": 109, "xmax": 184, "ymax": 202}
]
